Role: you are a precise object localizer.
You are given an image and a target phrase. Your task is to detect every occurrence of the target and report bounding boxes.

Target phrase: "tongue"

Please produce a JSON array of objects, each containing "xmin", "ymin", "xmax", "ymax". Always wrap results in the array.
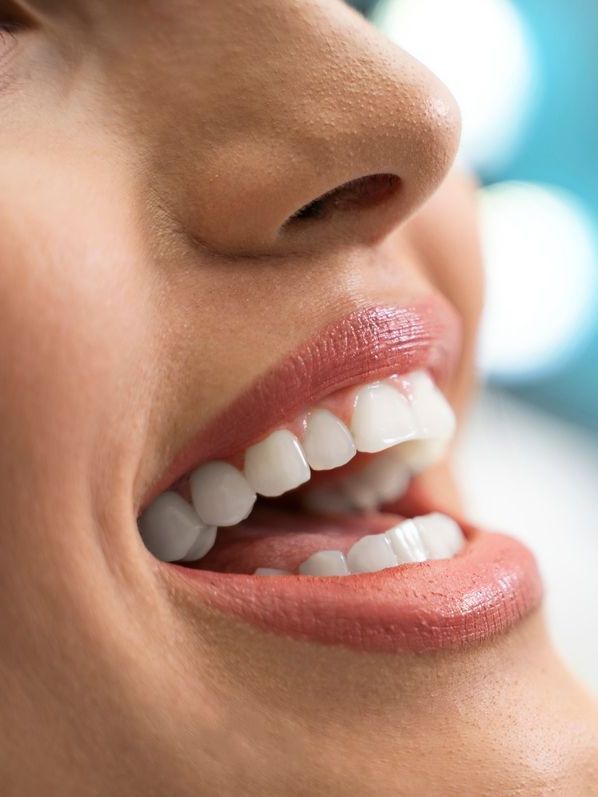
[{"xmin": 189, "ymin": 508, "xmax": 405, "ymax": 574}]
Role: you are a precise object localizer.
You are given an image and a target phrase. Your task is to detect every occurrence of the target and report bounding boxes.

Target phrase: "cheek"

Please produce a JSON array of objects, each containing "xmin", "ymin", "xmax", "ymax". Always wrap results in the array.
[
  {"xmin": 423, "ymin": 177, "xmax": 484, "ymax": 335},
  {"xmin": 401, "ymin": 169, "xmax": 485, "ymax": 414},
  {"xmin": 432, "ymin": 248, "xmax": 484, "ymax": 343},
  {"xmin": 405, "ymin": 169, "xmax": 484, "ymax": 327},
  {"xmin": 0, "ymin": 167, "xmax": 156, "ymax": 476}
]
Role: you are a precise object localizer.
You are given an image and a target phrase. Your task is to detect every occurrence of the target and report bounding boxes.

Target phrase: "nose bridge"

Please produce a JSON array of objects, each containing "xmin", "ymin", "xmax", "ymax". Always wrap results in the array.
[{"xmin": 165, "ymin": 1, "xmax": 461, "ymax": 256}]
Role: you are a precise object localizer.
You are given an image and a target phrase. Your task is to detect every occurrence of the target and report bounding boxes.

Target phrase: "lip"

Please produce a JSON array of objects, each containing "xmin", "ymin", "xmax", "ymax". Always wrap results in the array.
[
  {"xmin": 168, "ymin": 522, "xmax": 542, "ymax": 653},
  {"xmin": 142, "ymin": 296, "xmax": 461, "ymax": 509}
]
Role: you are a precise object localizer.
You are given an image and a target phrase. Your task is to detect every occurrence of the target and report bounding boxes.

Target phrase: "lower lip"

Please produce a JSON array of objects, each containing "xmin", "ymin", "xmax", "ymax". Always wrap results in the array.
[{"xmin": 167, "ymin": 526, "xmax": 542, "ymax": 653}]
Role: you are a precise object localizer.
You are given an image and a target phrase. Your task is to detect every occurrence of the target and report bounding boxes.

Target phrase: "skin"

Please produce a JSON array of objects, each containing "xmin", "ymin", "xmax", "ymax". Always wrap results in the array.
[{"xmin": 0, "ymin": 0, "xmax": 597, "ymax": 794}]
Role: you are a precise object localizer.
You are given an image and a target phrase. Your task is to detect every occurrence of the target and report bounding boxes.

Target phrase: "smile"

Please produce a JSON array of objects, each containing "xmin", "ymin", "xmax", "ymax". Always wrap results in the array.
[{"xmin": 136, "ymin": 300, "xmax": 542, "ymax": 653}]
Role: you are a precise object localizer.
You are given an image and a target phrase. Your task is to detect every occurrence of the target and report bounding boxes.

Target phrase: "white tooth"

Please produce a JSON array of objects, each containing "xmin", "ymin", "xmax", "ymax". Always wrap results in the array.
[
  {"xmin": 244, "ymin": 430, "xmax": 310, "ymax": 497},
  {"xmin": 341, "ymin": 473, "xmax": 379, "ymax": 511},
  {"xmin": 340, "ymin": 450, "xmax": 410, "ymax": 512},
  {"xmin": 254, "ymin": 567, "xmax": 291, "ymax": 576},
  {"xmin": 359, "ymin": 449, "xmax": 411, "ymax": 503},
  {"xmin": 350, "ymin": 382, "xmax": 416, "ymax": 454},
  {"xmin": 385, "ymin": 519, "xmax": 428, "ymax": 564},
  {"xmin": 346, "ymin": 533, "xmax": 399, "ymax": 574},
  {"xmin": 414, "ymin": 513, "xmax": 465, "ymax": 560},
  {"xmin": 179, "ymin": 525, "xmax": 217, "ymax": 562},
  {"xmin": 396, "ymin": 438, "xmax": 449, "ymax": 474},
  {"xmin": 302, "ymin": 409, "xmax": 356, "ymax": 471},
  {"xmin": 190, "ymin": 460, "xmax": 256, "ymax": 527},
  {"xmin": 302, "ymin": 487, "xmax": 354, "ymax": 515},
  {"xmin": 139, "ymin": 491, "xmax": 210, "ymax": 562},
  {"xmin": 299, "ymin": 550, "xmax": 350, "ymax": 576},
  {"xmin": 407, "ymin": 371, "xmax": 456, "ymax": 441}
]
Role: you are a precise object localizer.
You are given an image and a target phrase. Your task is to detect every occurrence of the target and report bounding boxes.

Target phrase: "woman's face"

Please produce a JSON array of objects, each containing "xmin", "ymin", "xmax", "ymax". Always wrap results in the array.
[{"xmin": 1, "ymin": 1, "xmax": 597, "ymax": 794}]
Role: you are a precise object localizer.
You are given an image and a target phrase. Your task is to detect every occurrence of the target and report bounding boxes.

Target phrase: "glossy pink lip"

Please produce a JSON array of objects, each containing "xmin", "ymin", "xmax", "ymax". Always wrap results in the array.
[
  {"xmin": 169, "ymin": 524, "xmax": 542, "ymax": 653},
  {"xmin": 144, "ymin": 297, "xmax": 461, "ymax": 507}
]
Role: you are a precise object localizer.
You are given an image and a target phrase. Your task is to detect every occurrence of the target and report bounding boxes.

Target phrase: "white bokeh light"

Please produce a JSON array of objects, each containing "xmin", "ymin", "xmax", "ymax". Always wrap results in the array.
[
  {"xmin": 478, "ymin": 182, "xmax": 597, "ymax": 379},
  {"xmin": 372, "ymin": 0, "xmax": 537, "ymax": 172}
]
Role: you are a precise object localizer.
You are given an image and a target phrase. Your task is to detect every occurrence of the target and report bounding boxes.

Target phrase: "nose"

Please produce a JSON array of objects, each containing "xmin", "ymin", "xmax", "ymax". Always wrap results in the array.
[{"xmin": 176, "ymin": 3, "xmax": 461, "ymax": 256}]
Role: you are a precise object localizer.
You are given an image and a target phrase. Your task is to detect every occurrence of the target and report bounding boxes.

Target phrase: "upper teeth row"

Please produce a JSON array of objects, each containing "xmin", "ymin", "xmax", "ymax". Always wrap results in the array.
[
  {"xmin": 255, "ymin": 512, "xmax": 465, "ymax": 577},
  {"xmin": 139, "ymin": 371, "xmax": 455, "ymax": 563}
]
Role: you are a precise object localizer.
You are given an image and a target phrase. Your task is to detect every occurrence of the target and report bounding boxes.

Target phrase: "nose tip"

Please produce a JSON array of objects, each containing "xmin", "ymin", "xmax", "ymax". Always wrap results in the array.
[
  {"xmin": 278, "ymin": 75, "xmax": 461, "ymax": 249},
  {"xmin": 396, "ymin": 74, "xmax": 462, "ymax": 203},
  {"xmin": 181, "ymin": 5, "xmax": 461, "ymax": 256},
  {"xmin": 401, "ymin": 75, "xmax": 462, "ymax": 205}
]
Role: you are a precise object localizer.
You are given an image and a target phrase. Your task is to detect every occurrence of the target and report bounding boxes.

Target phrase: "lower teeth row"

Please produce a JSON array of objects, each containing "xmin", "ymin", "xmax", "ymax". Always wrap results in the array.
[{"xmin": 255, "ymin": 513, "xmax": 465, "ymax": 577}]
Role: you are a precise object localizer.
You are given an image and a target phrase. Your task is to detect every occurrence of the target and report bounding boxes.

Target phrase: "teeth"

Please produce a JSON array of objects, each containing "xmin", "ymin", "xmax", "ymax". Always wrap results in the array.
[
  {"xmin": 138, "ymin": 492, "xmax": 215, "ymax": 562},
  {"xmin": 244, "ymin": 430, "xmax": 310, "ymax": 497},
  {"xmin": 296, "ymin": 514, "xmax": 465, "ymax": 577},
  {"xmin": 179, "ymin": 525, "xmax": 218, "ymax": 562},
  {"xmin": 141, "ymin": 371, "xmax": 458, "ymax": 561},
  {"xmin": 335, "ymin": 448, "xmax": 410, "ymax": 512},
  {"xmin": 396, "ymin": 438, "xmax": 449, "ymax": 474},
  {"xmin": 407, "ymin": 371, "xmax": 456, "ymax": 441},
  {"xmin": 350, "ymin": 382, "xmax": 416, "ymax": 454},
  {"xmin": 254, "ymin": 567, "xmax": 291, "ymax": 576},
  {"xmin": 356, "ymin": 448, "xmax": 410, "ymax": 503},
  {"xmin": 298, "ymin": 550, "xmax": 350, "ymax": 576},
  {"xmin": 346, "ymin": 533, "xmax": 399, "ymax": 574},
  {"xmin": 302, "ymin": 409, "xmax": 356, "ymax": 471},
  {"xmin": 414, "ymin": 513, "xmax": 465, "ymax": 560},
  {"xmin": 385, "ymin": 519, "xmax": 428, "ymax": 563},
  {"xmin": 393, "ymin": 372, "xmax": 455, "ymax": 473},
  {"xmin": 190, "ymin": 461, "xmax": 256, "ymax": 527}
]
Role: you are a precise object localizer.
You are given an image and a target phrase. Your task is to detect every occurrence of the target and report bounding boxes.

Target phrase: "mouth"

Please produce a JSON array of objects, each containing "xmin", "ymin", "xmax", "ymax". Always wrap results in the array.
[{"xmin": 136, "ymin": 300, "xmax": 542, "ymax": 653}]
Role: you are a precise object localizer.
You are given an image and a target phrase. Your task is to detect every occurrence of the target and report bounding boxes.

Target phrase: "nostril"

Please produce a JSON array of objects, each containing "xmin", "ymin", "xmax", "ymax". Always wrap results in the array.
[{"xmin": 286, "ymin": 173, "xmax": 401, "ymax": 224}]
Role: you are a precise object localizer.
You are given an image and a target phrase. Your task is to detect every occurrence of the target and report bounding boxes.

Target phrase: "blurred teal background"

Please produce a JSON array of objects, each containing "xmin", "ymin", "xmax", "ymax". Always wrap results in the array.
[
  {"xmin": 357, "ymin": 0, "xmax": 598, "ymax": 432},
  {"xmin": 491, "ymin": 0, "xmax": 598, "ymax": 430}
]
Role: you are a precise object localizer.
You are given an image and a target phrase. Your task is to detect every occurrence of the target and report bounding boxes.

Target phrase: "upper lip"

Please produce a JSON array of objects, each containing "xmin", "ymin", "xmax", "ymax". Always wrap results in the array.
[{"xmin": 140, "ymin": 295, "xmax": 461, "ymax": 510}]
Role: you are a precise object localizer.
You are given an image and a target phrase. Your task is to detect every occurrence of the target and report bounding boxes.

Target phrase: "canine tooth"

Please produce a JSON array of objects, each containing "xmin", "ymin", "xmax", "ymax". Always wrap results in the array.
[
  {"xmin": 346, "ymin": 533, "xmax": 399, "ymax": 573},
  {"xmin": 302, "ymin": 487, "xmax": 354, "ymax": 515},
  {"xmin": 350, "ymin": 382, "xmax": 416, "ymax": 453},
  {"xmin": 407, "ymin": 371, "xmax": 456, "ymax": 441},
  {"xmin": 359, "ymin": 449, "xmax": 411, "ymax": 503},
  {"xmin": 414, "ymin": 513, "xmax": 465, "ymax": 560},
  {"xmin": 397, "ymin": 438, "xmax": 449, "ymax": 474},
  {"xmin": 179, "ymin": 525, "xmax": 217, "ymax": 562},
  {"xmin": 302, "ymin": 409, "xmax": 356, "ymax": 471},
  {"xmin": 244, "ymin": 430, "xmax": 310, "ymax": 497},
  {"xmin": 254, "ymin": 567, "xmax": 291, "ymax": 576},
  {"xmin": 190, "ymin": 461, "xmax": 256, "ymax": 527},
  {"xmin": 139, "ymin": 491, "xmax": 210, "ymax": 562},
  {"xmin": 385, "ymin": 519, "xmax": 428, "ymax": 563},
  {"xmin": 299, "ymin": 550, "xmax": 350, "ymax": 576}
]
